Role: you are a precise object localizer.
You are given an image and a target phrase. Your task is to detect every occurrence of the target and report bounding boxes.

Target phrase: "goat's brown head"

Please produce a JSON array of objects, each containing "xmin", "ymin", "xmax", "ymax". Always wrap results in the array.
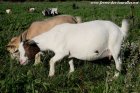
[
  {"xmin": 23, "ymin": 40, "xmax": 40, "ymax": 60},
  {"xmin": 18, "ymin": 40, "xmax": 40, "ymax": 65}
]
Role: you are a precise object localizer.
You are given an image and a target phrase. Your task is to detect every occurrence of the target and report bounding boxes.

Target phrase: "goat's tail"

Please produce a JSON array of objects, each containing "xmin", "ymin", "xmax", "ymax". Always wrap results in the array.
[
  {"xmin": 74, "ymin": 16, "xmax": 82, "ymax": 23},
  {"xmin": 121, "ymin": 19, "xmax": 129, "ymax": 37}
]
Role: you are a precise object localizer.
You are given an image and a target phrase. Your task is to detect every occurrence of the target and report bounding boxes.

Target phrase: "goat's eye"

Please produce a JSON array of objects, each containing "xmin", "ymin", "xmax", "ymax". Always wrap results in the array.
[{"xmin": 14, "ymin": 50, "xmax": 19, "ymax": 53}]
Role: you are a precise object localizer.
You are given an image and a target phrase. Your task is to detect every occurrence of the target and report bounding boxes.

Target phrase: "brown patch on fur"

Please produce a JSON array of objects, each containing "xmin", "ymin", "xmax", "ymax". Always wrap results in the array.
[{"xmin": 23, "ymin": 40, "xmax": 40, "ymax": 60}]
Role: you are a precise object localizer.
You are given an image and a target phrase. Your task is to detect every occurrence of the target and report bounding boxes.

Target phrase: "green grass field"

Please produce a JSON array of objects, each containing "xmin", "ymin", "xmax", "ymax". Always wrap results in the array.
[{"xmin": 0, "ymin": 1, "xmax": 140, "ymax": 93}]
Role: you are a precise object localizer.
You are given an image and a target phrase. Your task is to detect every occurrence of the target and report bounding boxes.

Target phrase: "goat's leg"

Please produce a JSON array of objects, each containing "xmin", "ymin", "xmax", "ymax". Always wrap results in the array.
[
  {"xmin": 113, "ymin": 56, "xmax": 122, "ymax": 78},
  {"xmin": 34, "ymin": 52, "xmax": 42, "ymax": 65},
  {"xmin": 109, "ymin": 46, "xmax": 122, "ymax": 78},
  {"xmin": 68, "ymin": 59, "xmax": 75, "ymax": 73},
  {"xmin": 48, "ymin": 54, "xmax": 65, "ymax": 77}
]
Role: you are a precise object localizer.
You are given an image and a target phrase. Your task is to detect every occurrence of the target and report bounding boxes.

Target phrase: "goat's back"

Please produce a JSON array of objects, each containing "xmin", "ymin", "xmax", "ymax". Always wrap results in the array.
[{"xmin": 26, "ymin": 15, "xmax": 79, "ymax": 40}]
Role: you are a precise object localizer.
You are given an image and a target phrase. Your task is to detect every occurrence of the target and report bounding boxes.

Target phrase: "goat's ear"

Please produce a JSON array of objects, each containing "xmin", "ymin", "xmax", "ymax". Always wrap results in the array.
[
  {"xmin": 28, "ymin": 40, "xmax": 37, "ymax": 45},
  {"xmin": 23, "ymin": 39, "xmax": 29, "ymax": 43},
  {"xmin": 20, "ymin": 35, "xmax": 23, "ymax": 42},
  {"xmin": 6, "ymin": 45, "xmax": 15, "ymax": 48},
  {"xmin": 20, "ymin": 31, "xmax": 27, "ymax": 42}
]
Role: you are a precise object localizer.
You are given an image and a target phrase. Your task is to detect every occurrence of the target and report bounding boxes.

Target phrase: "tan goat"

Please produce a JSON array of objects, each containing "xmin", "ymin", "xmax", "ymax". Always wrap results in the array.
[{"xmin": 6, "ymin": 15, "xmax": 82, "ymax": 64}]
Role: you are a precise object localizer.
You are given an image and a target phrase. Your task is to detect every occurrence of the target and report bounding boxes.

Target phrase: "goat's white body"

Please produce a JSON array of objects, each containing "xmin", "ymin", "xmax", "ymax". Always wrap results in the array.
[
  {"xmin": 19, "ymin": 20, "xmax": 128, "ymax": 77},
  {"xmin": 33, "ymin": 20, "xmax": 122, "ymax": 60}
]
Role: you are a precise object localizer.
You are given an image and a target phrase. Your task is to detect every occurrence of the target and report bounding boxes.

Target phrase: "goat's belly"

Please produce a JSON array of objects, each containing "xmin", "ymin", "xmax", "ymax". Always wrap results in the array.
[
  {"xmin": 67, "ymin": 38, "xmax": 108, "ymax": 61},
  {"xmin": 69, "ymin": 46, "xmax": 108, "ymax": 61},
  {"xmin": 69, "ymin": 52, "xmax": 100, "ymax": 61}
]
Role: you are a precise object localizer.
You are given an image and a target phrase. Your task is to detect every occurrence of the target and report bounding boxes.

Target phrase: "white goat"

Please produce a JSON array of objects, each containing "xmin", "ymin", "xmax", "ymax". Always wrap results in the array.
[
  {"xmin": 6, "ymin": 9, "xmax": 12, "ymax": 14},
  {"xmin": 42, "ymin": 8, "xmax": 58, "ymax": 16},
  {"xmin": 50, "ymin": 8, "xmax": 58, "ymax": 15},
  {"xmin": 18, "ymin": 19, "xmax": 128, "ymax": 77},
  {"xmin": 90, "ymin": 2, "xmax": 94, "ymax": 4},
  {"xmin": 29, "ymin": 8, "xmax": 35, "ymax": 12}
]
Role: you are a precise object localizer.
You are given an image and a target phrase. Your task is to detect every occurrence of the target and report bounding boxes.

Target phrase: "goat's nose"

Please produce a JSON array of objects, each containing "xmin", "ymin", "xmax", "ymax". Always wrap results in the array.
[{"xmin": 19, "ymin": 59, "xmax": 24, "ymax": 65}]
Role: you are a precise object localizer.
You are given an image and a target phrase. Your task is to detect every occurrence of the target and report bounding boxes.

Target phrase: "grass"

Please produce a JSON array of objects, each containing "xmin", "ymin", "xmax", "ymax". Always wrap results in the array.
[{"xmin": 0, "ymin": 1, "xmax": 140, "ymax": 93}]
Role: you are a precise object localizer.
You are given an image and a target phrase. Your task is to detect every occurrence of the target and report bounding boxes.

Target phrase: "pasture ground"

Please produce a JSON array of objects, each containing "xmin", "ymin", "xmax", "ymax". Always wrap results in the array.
[{"xmin": 0, "ymin": 1, "xmax": 140, "ymax": 93}]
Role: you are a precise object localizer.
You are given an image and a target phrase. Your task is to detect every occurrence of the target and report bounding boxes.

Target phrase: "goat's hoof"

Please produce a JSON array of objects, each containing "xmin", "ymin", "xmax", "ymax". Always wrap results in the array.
[
  {"xmin": 33, "ymin": 63, "xmax": 38, "ymax": 66},
  {"xmin": 48, "ymin": 73, "xmax": 54, "ymax": 77},
  {"xmin": 113, "ymin": 72, "xmax": 119, "ymax": 79},
  {"xmin": 67, "ymin": 72, "xmax": 72, "ymax": 77},
  {"xmin": 33, "ymin": 62, "xmax": 41, "ymax": 66},
  {"xmin": 107, "ymin": 73, "xmax": 119, "ymax": 82}
]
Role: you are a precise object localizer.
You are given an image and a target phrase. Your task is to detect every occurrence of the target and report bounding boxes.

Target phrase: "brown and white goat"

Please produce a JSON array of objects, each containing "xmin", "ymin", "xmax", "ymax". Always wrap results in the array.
[{"xmin": 18, "ymin": 19, "xmax": 129, "ymax": 77}]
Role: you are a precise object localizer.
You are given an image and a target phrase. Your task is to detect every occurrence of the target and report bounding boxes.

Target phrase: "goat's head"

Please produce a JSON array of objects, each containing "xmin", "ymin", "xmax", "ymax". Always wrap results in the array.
[
  {"xmin": 18, "ymin": 40, "xmax": 40, "ymax": 65},
  {"xmin": 6, "ymin": 36, "xmax": 20, "ymax": 60}
]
